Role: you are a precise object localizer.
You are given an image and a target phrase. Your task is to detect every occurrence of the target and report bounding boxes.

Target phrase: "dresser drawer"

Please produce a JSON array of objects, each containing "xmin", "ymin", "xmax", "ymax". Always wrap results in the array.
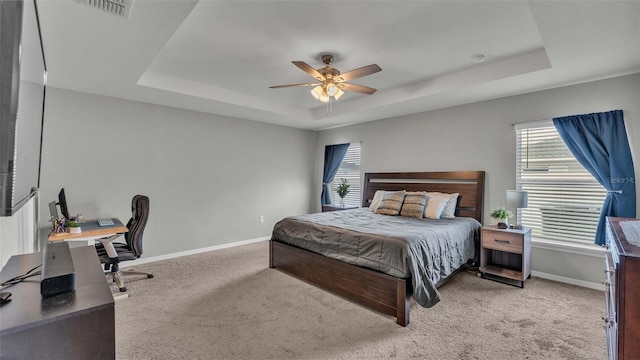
[{"xmin": 482, "ymin": 230, "xmax": 523, "ymax": 253}]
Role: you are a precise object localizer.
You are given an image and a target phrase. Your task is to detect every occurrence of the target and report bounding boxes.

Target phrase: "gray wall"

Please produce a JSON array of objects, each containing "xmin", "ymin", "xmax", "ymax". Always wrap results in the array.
[
  {"xmin": 315, "ymin": 73, "xmax": 640, "ymax": 286},
  {"xmin": 38, "ymin": 88, "xmax": 316, "ymax": 257},
  {"xmin": 16, "ymin": 74, "xmax": 640, "ymax": 286}
]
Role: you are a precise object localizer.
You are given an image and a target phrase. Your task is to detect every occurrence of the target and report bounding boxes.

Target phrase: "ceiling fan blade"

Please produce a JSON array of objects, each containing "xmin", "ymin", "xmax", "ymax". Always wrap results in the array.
[
  {"xmin": 335, "ymin": 64, "xmax": 382, "ymax": 82},
  {"xmin": 339, "ymin": 83, "xmax": 377, "ymax": 95},
  {"xmin": 269, "ymin": 83, "xmax": 319, "ymax": 89},
  {"xmin": 292, "ymin": 61, "xmax": 325, "ymax": 81}
]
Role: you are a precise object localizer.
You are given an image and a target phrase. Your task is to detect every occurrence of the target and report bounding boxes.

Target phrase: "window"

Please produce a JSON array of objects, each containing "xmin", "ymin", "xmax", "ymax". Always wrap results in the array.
[
  {"xmin": 331, "ymin": 142, "xmax": 361, "ymax": 207},
  {"xmin": 515, "ymin": 121, "xmax": 607, "ymax": 243}
]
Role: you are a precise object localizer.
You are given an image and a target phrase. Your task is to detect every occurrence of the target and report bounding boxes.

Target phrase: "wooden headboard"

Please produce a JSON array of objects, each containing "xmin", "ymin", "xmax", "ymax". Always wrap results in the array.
[{"xmin": 362, "ymin": 171, "xmax": 485, "ymax": 223}]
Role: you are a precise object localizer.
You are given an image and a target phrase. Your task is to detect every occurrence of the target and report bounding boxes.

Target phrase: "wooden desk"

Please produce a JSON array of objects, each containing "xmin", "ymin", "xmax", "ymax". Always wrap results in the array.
[
  {"xmin": 48, "ymin": 218, "xmax": 127, "ymax": 258},
  {"xmin": 0, "ymin": 246, "xmax": 115, "ymax": 359},
  {"xmin": 48, "ymin": 218, "xmax": 127, "ymax": 242}
]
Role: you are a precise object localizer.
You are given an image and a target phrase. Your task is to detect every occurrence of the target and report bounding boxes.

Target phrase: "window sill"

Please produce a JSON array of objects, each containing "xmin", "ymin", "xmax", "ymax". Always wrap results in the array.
[{"xmin": 532, "ymin": 237, "xmax": 605, "ymax": 258}]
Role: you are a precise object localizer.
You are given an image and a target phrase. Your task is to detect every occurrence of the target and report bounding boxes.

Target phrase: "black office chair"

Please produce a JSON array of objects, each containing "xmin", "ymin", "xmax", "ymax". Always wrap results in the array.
[{"xmin": 95, "ymin": 195, "xmax": 153, "ymax": 292}]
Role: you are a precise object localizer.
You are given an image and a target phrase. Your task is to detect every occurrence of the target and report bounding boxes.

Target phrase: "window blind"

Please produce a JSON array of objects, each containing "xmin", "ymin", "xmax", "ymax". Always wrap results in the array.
[
  {"xmin": 515, "ymin": 122, "xmax": 606, "ymax": 243},
  {"xmin": 331, "ymin": 142, "xmax": 361, "ymax": 207}
]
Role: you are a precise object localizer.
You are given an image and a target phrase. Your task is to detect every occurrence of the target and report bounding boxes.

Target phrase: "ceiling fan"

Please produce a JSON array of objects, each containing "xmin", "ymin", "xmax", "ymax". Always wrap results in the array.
[{"xmin": 270, "ymin": 55, "xmax": 382, "ymax": 103}]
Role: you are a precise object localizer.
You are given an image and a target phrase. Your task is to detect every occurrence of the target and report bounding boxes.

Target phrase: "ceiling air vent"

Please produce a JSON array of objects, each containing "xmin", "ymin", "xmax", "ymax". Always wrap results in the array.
[{"xmin": 85, "ymin": 0, "xmax": 132, "ymax": 18}]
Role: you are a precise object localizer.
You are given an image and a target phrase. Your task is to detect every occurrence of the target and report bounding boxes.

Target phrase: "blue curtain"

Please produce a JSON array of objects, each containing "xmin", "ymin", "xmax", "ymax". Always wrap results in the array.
[
  {"xmin": 321, "ymin": 143, "xmax": 350, "ymax": 206},
  {"xmin": 553, "ymin": 110, "xmax": 636, "ymax": 245}
]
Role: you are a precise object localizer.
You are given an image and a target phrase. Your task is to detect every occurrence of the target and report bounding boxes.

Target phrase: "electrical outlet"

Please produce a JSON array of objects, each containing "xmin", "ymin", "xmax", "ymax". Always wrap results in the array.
[{"xmin": 259, "ymin": 215, "xmax": 264, "ymax": 223}]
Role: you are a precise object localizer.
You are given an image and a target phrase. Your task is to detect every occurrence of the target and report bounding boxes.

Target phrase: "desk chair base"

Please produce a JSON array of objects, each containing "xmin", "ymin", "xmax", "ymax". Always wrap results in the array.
[
  {"xmin": 104, "ymin": 265, "xmax": 154, "ymax": 292},
  {"xmin": 107, "ymin": 271, "xmax": 127, "ymax": 292}
]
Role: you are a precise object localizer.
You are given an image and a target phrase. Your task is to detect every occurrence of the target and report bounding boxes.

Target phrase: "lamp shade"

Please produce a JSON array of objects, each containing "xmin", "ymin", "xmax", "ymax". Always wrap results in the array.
[
  {"xmin": 310, "ymin": 86, "xmax": 323, "ymax": 100},
  {"xmin": 506, "ymin": 190, "xmax": 528, "ymax": 209},
  {"xmin": 311, "ymin": 86, "xmax": 329, "ymax": 102},
  {"xmin": 326, "ymin": 83, "xmax": 338, "ymax": 96}
]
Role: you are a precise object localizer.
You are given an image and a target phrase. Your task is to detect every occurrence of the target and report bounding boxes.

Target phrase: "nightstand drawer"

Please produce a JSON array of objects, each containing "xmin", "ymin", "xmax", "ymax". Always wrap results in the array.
[{"xmin": 482, "ymin": 230, "xmax": 523, "ymax": 253}]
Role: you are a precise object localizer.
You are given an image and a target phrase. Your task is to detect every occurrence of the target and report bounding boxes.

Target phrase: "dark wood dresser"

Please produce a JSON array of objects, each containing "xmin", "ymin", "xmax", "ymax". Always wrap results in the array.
[
  {"xmin": 605, "ymin": 217, "xmax": 640, "ymax": 360},
  {"xmin": 0, "ymin": 246, "xmax": 115, "ymax": 359}
]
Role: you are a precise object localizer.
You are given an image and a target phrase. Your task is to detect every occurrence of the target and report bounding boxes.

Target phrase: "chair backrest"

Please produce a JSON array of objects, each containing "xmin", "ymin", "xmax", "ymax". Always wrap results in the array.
[{"xmin": 124, "ymin": 195, "xmax": 149, "ymax": 258}]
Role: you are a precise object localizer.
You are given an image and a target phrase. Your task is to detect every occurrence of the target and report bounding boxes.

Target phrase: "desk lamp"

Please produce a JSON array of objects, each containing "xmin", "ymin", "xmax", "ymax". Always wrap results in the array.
[{"xmin": 506, "ymin": 190, "xmax": 528, "ymax": 230}]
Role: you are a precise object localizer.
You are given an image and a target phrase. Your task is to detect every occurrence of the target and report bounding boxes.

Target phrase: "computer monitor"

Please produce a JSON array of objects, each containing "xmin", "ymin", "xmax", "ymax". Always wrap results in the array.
[
  {"xmin": 57, "ymin": 188, "xmax": 70, "ymax": 220},
  {"xmin": 48, "ymin": 201, "xmax": 58, "ymax": 220}
]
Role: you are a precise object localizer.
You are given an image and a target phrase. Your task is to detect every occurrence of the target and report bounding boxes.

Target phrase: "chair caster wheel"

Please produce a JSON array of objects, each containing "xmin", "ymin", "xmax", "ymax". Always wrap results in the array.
[
  {"xmin": 147, "ymin": 275, "xmax": 154, "ymax": 278},
  {"xmin": 119, "ymin": 287, "xmax": 127, "ymax": 292}
]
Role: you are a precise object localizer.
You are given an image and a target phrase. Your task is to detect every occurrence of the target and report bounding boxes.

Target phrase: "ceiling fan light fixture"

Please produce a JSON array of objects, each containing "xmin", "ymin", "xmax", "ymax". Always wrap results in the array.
[
  {"xmin": 311, "ymin": 85, "xmax": 331, "ymax": 102},
  {"xmin": 334, "ymin": 88, "xmax": 344, "ymax": 100},
  {"xmin": 310, "ymin": 86, "xmax": 323, "ymax": 100},
  {"xmin": 326, "ymin": 83, "xmax": 338, "ymax": 96}
]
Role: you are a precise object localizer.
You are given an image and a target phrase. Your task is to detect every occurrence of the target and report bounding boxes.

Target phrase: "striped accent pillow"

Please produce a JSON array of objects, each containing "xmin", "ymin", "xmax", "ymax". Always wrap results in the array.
[
  {"xmin": 375, "ymin": 191, "xmax": 406, "ymax": 216},
  {"xmin": 400, "ymin": 192, "xmax": 428, "ymax": 219}
]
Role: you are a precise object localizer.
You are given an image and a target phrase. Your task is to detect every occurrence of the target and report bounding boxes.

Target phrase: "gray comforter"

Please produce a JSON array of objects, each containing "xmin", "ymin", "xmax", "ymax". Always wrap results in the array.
[{"xmin": 271, "ymin": 208, "xmax": 481, "ymax": 307}]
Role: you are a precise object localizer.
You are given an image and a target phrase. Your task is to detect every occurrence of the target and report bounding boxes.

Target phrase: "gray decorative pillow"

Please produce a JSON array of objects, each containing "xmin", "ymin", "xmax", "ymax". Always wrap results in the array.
[
  {"xmin": 400, "ymin": 192, "xmax": 428, "ymax": 219},
  {"xmin": 375, "ymin": 190, "xmax": 406, "ymax": 216}
]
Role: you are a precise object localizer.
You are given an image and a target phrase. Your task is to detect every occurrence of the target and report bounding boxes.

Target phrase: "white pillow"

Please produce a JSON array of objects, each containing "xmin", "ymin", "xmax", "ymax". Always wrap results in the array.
[
  {"xmin": 369, "ymin": 190, "xmax": 385, "ymax": 212},
  {"xmin": 427, "ymin": 192, "xmax": 459, "ymax": 219},
  {"xmin": 423, "ymin": 194, "xmax": 449, "ymax": 219}
]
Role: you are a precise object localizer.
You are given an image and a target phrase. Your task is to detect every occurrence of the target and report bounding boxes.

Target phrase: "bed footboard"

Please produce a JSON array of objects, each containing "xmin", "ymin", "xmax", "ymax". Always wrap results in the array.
[{"xmin": 270, "ymin": 240, "xmax": 411, "ymax": 326}]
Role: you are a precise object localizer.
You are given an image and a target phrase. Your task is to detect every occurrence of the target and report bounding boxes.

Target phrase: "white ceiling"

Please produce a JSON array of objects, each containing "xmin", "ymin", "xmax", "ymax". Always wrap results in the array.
[{"xmin": 37, "ymin": 0, "xmax": 640, "ymax": 131}]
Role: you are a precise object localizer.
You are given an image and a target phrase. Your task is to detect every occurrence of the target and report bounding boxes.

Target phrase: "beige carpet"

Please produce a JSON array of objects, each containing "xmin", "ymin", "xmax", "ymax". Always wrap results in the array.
[{"xmin": 113, "ymin": 241, "xmax": 606, "ymax": 360}]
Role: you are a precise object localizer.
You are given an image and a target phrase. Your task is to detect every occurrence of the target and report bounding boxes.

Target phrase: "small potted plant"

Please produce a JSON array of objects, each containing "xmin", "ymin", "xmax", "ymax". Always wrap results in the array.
[
  {"xmin": 68, "ymin": 220, "xmax": 82, "ymax": 234},
  {"xmin": 336, "ymin": 178, "xmax": 350, "ymax": 207},
  {"xmin": 490, "ymin": 207, "xmax": 513, "ymax": 228}
]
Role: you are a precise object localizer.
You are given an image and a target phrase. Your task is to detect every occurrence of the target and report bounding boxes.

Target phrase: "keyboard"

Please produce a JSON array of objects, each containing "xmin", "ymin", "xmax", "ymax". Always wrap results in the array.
[{"xmin": 97, "ymin": 218, "xmax": 115, "ymax": 227}]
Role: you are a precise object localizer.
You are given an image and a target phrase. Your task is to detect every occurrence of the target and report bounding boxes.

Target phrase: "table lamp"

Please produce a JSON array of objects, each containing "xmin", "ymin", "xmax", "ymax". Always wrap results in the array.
[{"xmin": 506, "ymin": 190, "xmax": 528, "ymax": 229}]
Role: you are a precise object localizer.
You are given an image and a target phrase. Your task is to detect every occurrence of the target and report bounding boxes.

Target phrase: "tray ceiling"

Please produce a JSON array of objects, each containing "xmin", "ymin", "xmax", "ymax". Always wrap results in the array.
[{"xmin": 37, "ymin": 1, "xmax": 640, "ymax": 130}]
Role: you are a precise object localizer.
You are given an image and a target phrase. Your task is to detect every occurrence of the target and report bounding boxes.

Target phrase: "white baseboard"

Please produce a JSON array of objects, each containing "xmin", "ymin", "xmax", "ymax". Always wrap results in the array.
[
  {"xmin": 531, "ymin": 270, "xmax": 604, "ymax": 291},
  {"xmin": 121, "ymin": 236, "xmax": 270, "ymax": 269}
]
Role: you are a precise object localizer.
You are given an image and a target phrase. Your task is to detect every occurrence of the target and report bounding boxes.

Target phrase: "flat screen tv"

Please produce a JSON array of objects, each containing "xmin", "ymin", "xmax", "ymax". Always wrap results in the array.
[{"xmin": 0, "ymin": 0, "xmax": 47, "ymax": 216}]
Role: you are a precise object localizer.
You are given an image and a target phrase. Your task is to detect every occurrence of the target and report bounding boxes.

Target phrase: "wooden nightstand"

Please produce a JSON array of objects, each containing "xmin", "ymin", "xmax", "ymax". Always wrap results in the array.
[
  {"xmin": 322, "ymin": 205, "xmax": 358, "ymax": 212},
  {"xmin": 480, "ymin": 225, "xmax": 532, "ymax": 288}
]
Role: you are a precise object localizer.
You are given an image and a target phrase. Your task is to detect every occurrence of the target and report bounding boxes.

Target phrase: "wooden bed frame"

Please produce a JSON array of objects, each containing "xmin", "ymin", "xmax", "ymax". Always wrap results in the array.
[{"xmin": 269, "ymin": 171, "xmax": 485, "ymax": 326}]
